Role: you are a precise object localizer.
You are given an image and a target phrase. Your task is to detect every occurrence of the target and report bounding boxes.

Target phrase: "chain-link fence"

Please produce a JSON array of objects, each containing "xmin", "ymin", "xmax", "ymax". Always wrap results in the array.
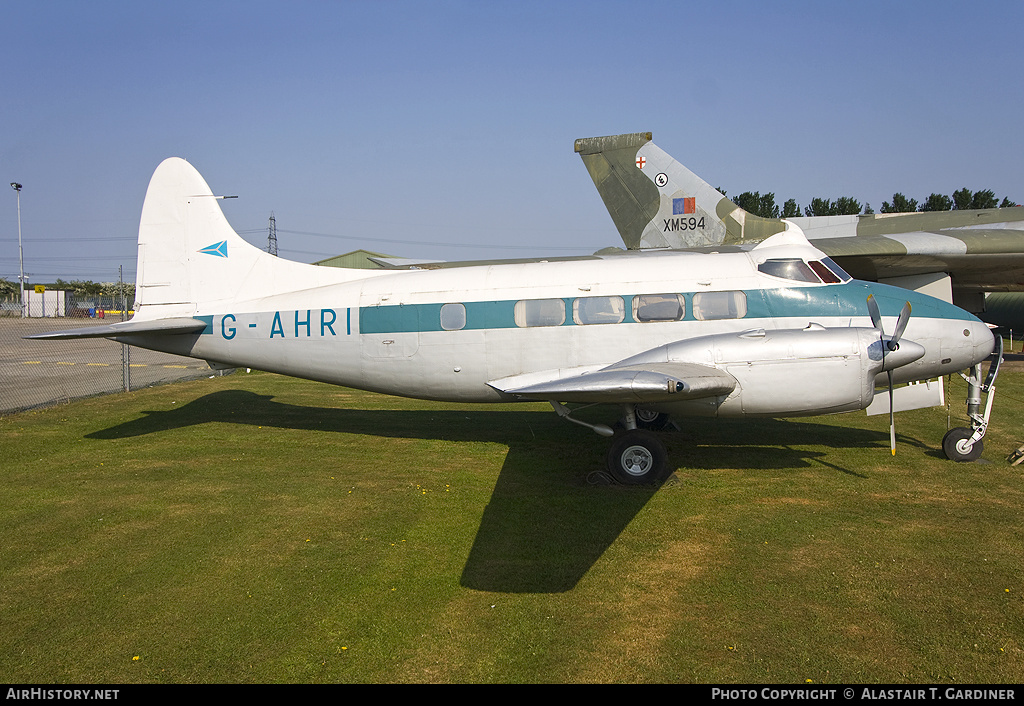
[{"xmin": 1, "ymin": 291, "xmax": 216, "ymax": 414}]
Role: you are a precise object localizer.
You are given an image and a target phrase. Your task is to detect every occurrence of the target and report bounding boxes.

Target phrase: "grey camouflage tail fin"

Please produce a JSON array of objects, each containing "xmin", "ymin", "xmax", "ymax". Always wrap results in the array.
[{"xmin": 574, "ymin": 132, "xmax": 786, "ymax": 249}]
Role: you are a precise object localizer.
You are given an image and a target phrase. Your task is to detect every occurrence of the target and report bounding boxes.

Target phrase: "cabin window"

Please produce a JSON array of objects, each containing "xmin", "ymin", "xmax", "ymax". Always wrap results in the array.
[
  {"xmin": 757, "ymin": 258, "xmax": 821, "ymax": 283},
  {"xmin": 692, "ymin": 291, "xmax": 747, "ymax": 320},
  {"xmin": 633, "ymin": 293, "xmax": 685, "ymax": 322},
  {"xmin": 573, "ymin": 296, "xmax": 625, "ymax": 325},
  {"xmin": 514, "ymin": 298, "xmax": 566, "ymax": 327},
  {"xmin": 440, "ymin": 303, "xmax": 466, "ymax": 330}
]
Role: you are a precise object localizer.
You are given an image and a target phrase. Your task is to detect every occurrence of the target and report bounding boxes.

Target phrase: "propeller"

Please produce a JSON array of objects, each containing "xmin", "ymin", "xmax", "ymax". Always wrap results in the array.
[{"xmin": 867, "ymin": 295, "xmax": 912, "ymax": 455}]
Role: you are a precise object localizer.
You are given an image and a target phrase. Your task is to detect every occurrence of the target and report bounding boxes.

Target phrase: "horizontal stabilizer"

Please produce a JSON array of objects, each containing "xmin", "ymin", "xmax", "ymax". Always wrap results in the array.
[
  {"xmin": 24, "ymin": 317, "xmax": 208, "ymax": 340},
  {"xmin": 491, "ymin": 361, "xmax": 735, "ymax": 404}
]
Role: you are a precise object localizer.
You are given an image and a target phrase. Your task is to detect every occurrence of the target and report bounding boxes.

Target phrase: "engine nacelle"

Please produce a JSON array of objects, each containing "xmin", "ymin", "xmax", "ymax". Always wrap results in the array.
[{"xmin": 620, "ymin": 325, "xmax": 923, "ymax": 418}]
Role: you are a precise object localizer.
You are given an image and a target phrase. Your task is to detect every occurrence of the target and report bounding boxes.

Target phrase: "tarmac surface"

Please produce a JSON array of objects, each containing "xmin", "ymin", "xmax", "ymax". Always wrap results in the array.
[
  {"xmin": 1001, "ymin": 352, "xmax": 1024, "ymax": 370},
  {"xmin": 0, "ymin": 318, "xmax": 214, "ymax": 414}
]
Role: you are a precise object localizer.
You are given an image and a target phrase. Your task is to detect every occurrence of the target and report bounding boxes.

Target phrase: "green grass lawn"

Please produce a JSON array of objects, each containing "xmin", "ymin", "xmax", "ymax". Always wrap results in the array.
[{"xmin": 2, "ymin": 369, "xmax": 1023, "ymax": 683}]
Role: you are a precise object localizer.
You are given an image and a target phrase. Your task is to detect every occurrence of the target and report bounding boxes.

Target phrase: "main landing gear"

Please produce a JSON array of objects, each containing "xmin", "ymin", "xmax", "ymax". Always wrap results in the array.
[
  {"xmin": 942, "ymin": 336, "xmax": 1002, "ymax": 462},
  {"xmin": 551, "ymin": 340, "xmax": 1004, "ymax": 479},
  {"xmin": 606, "ymin": 405, "xmax": 669, "ymax": 484},
  {"xmin": 550, "ymin": 402, "xmax": 670, "ymax": 485}
]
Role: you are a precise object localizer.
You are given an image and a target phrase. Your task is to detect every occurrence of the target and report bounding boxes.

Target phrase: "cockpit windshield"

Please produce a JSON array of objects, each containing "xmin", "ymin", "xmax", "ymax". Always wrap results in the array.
[
  {"xmin": 758, "ymin": 257, "xmax": 852, "ymax": 284},
  {"xmin": 757, "ymin": 258, "xmax": 820, "ymax": 282},
  {"xmin": 820, "ymin": 256, "xmax": 852, "ymax": 282},
  {"xmin": 808, "ymin": 260, "xmax": 841, "ymax": 283}
]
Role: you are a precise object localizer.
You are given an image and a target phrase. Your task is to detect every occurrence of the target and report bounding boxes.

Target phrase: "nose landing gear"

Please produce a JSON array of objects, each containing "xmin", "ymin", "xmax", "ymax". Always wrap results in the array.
[{"xmin": 943, "ymin": 337, "xmax": 1002, "ymax": 462}]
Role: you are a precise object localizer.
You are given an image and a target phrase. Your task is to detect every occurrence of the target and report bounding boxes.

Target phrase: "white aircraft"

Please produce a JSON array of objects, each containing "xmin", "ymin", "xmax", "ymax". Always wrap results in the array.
[{"xmin": 30, "ymin": 158, "xmax": 999, "ymax": 482}]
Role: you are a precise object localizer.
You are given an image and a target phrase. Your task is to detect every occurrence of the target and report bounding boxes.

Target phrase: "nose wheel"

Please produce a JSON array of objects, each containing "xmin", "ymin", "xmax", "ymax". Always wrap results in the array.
[{"xmin": 942, "ymin": 427, "xmax": 983, "ymax": 462}]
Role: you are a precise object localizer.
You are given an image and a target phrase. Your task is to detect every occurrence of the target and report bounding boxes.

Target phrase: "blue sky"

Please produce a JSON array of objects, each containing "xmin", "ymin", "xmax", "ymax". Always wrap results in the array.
[{"xmin": 2, "ymin": 0, "xmax": 1022, "ymax": 283}]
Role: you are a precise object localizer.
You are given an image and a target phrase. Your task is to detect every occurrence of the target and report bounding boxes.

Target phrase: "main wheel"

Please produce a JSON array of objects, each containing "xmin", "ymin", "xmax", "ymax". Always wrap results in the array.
[
  {"xmin": 607, "ymin": 431, "xmax": 668, "ymax": 485},
  {"xmin": 942, "ymin": 427, "xmax": 983, "ymax": 462}
]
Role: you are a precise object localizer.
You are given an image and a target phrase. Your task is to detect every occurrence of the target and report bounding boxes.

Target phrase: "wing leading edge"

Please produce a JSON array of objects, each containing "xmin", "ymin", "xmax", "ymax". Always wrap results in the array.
[{"xmin": 489, "ymin": 361, "xmax": 736, "ymax": 404}]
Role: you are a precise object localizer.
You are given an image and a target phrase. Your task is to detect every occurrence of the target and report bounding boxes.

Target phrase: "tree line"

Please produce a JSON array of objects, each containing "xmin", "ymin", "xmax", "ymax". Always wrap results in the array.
[{"xmin": 724, "ymin": 187, "xmax": 1019, "ymax": 219}]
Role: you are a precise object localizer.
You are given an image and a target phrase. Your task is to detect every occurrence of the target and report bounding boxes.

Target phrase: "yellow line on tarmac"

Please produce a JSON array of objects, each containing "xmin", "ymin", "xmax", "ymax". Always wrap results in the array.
[{"xmin": 19, "ymin": 360, "xmax": 200, "ymax": 369}]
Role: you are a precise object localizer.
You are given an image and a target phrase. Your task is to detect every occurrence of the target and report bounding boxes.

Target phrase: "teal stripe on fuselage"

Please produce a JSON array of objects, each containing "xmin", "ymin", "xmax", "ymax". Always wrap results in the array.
[
  {"xmin": 359, "ymin": 301, "xmax": 517, "ymax": 333},
  {"xmin": 355, "ymin": 282, "xmax": 970, "ymax": 335},
  {"xmin": 761, "ymin": 285, "xmax": 862, "ymax": 319},
  {"xmin": 359, "ymin": 303, "xmax": 438, "ymax": 334},
  {"xmin": 193, "ymin": 283, "xmax": 974, "ymax": 338},
  {"xmin": 759, "ymin": 282, "xmax": 968, "ymax": 321}
]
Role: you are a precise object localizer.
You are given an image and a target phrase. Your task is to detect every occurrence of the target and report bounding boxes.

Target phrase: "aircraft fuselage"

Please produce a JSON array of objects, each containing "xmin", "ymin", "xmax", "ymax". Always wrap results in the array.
[{"xmin": 119, "ymin": 249, "xmax": 993, "ymax": 418}]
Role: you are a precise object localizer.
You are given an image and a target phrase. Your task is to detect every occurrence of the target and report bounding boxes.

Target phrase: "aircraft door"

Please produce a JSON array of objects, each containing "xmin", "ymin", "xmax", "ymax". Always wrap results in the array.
[{"xmin": 360, "ymin": 298, "xmax": 421, "ymax": 359}]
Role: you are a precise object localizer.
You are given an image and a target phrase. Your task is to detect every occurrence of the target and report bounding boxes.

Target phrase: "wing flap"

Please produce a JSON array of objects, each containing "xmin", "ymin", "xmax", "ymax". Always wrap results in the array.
[
  {"xmin": 24, "ymin": 317, "xmax": 208, "ymax": 340},
  {"xmin": 490, "ymin": 361, "xmax": 735, "ymax": 404}
]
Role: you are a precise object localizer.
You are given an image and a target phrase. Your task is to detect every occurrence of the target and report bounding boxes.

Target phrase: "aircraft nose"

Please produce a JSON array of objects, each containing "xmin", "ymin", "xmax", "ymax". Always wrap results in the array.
[
  {"xmin": 969, "ymin": 320, "xmax": 996, "ymax": 364},
  {"xmin": 943, "ymin": 317, "xmax": 995, "ymax": 372}
]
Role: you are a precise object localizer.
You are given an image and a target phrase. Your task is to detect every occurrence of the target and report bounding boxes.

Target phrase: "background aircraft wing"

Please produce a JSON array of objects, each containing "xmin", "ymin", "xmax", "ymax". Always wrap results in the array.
[
  {"xmin": 489, "ymin": 361, "xmax": 736, "ymax": 404},
  {"xmin": 575, "ymin": 132, "xmax": 1024, "ymax": 316},
  {"xmin": 799, "ymin": 225, "xmax": 1024, "ymax": 290}
]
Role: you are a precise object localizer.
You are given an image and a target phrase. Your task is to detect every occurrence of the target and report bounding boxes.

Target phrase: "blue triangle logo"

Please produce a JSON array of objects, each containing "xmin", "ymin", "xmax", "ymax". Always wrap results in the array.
[{"xmin": 199, "ymin": 241, "xmax": 228, "ymax": 258}]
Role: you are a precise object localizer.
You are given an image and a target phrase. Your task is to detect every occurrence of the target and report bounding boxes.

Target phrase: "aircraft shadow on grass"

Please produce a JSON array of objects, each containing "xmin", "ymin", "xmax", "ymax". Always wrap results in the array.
[{"xmin": 87, "ymin": 389, "xmax": 898, "ymax": 593}]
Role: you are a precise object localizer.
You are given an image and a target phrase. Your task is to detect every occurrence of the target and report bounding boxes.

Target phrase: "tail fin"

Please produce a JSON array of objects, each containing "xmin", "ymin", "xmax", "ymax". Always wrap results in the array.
[
  {"xmin": 135, "ymin": 157, "xmax": 249, "ymax": 316},
  {"xmin": 134, "ymin": 158, "xmax": 366, "ymax": 321},
  {"xmin": 574, "ymin": 133, "xmax": 786, "ymax": 249}
]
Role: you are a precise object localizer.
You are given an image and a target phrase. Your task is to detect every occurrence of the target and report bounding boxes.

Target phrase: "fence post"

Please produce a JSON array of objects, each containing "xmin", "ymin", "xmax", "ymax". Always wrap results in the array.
[{"xmin": 119, "ymin": 266, "xmax": 131, "ymax": 393}]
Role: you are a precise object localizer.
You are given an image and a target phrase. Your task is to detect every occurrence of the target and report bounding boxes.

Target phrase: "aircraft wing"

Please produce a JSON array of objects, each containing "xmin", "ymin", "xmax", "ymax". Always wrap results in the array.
[
  {"xmin": 24, "ymin": 317, "xmax": 209, "ymax": 340},
  {"xmin": 489, "ymin": 361, "xmax": 736, "ymax": 404}
]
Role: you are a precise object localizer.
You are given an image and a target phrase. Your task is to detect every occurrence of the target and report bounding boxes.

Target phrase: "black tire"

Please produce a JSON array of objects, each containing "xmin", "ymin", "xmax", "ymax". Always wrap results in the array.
[
  {"xmin": 607, "ymin": 430, "xmax": 668, "ymax": 485},
  {"xmin": 942, "ymin": 427, "xmax": 983, "ymax": 462},
  {"xmin": 635, "ymin": 407, "xmax": 671, "ymax": 431}
]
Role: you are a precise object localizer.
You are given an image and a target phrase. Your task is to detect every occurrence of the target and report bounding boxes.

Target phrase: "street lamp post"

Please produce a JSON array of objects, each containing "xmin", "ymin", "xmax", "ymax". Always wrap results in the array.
[{"xmin": 10, "ymin": 182, "xmax": 24, "ymax": 318}]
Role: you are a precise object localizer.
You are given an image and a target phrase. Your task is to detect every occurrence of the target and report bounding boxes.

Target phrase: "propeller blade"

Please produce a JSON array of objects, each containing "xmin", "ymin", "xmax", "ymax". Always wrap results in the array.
[
  {"xmin": 888, "ymin": 369, "xmax": 896, "ymax": 455},
  {"xmin": 867, "ymin": 294, "xmax": 883, "ymax": 334},
  {"xmin": 889, "ymin": 302, "xmax": 912, "ymax": 351},
  {"xmin": 867, "ymin": 295, "xmax": 910, "ymax": 454}
]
